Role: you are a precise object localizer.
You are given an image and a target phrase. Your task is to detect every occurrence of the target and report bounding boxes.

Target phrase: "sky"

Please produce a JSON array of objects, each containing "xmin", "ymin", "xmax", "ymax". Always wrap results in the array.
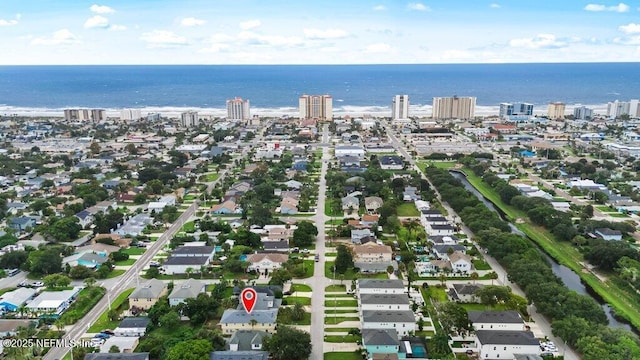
[{"xmin": 0, "ymin": 0, "xmax": 640, "ymax": 65}]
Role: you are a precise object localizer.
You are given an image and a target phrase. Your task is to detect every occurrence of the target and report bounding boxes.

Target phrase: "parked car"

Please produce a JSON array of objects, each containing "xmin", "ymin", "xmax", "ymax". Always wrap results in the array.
[
  {"xmin": 32, "ymin": 281, "xmax": 44, "ymax": 287},
  {"xmin": 18, "ymin": 280, "xmax": 29, "ymax": 287},
  {"xmin": 149, "ymin": 261, "xmax": 160, "ymax": 267},
  {"xmin": 91, "ymin": 338, "xmax": 105, "ymax": 346},
  {"xmin": 315, "ymin": 254, "xmax": 320, "ymax": 262},
  {"xmin": 101, "ymin": 330, "xmax": 115, "ymax": 335},
  {"xmin": 94, "ymin": 333, "xmax": 110, "ymax": 339}
]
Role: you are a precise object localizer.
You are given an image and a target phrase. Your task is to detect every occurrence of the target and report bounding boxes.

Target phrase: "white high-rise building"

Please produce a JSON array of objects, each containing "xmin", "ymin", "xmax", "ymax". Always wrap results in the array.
[
  {"xmin": 573, "ymin": 106, "xmax": 593, "ymax": 120},
  {"xmin": 547, "ymin": 102, "xmax": 566, "ymax": 120},
  {"xmin": 90, "ymin": 109, "xmax": 106, "ymax": 123},
  {"xmin": 607, "ymin": 100, "xmax": 629, "ymax": 119},
  {"xmin": 630, "ymin": 100, "xmax": 640, "ymax": 118},
  {"xmin": 299, "ymin": 94, "xmax": 332, "ymax": 121},
  {"xmin": 226, "ymin": 97, "xmax": 250, "ymax": 121},
  {"xmin": 432, "ymin": 96, "xmax": 476, "ymax": 120},
  {"xmin": 181, "ymin": 111, "xmax": 199, "ymax": 127},
  {"xmin": 499, "ymin": 102, "xmax": 533, "ymax": 118},
  {"xmin": 392, "ymin": 95, "xmax": 410, "ymax": 120},
  {"xmin": 121, "ymin": 109, "xmax": 142, "ymax": 121},
  {"xmin": 64, "ymin": 109, "xmax": 104, "ymax": 122}
]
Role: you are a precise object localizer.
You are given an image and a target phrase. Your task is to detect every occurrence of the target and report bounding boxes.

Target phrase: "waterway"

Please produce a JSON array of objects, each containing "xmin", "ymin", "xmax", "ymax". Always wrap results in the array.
[{"xmin": 450, "ymin": 171, "xmax": 632, "ymax": 330}]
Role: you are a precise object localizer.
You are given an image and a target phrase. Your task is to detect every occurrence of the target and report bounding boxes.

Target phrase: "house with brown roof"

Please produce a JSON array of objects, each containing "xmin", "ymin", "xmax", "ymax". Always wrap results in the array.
[
  {"xmin": 210, "ymin": 200, "xmax": 239, "ymax": 214},
  {"xmin": 353, "ymin": 242, "xmax": 393, "ymax": 263},
  {"xmin": 364, "ymin": 197, "xmax": 384, "ymax": 213},
  {"xmin": 449, "ymin": 251, "xmax": 473, "ymax": 273},
  {"xmin": 246, "ymin": 253, "xmax": 289, "ymax": 274}
]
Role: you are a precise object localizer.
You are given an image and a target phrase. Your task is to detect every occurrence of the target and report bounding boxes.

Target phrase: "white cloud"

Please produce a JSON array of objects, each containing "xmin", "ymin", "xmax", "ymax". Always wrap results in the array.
[
  {"xmin": 0, "ymin": 14, "xmax": 20, "ymax": 26},
  {"xmin": 619, "ymin": 23, "xmax": 640, "ymax": 34},
  {"xmin": 509, "ymin": 33, "xmax": 568, "ymax": 49},
  {"xmin": 84, "ymin": 15, "xmax": 110, "ymax": 29},
  {"xmin": 373, "ymin": 5, "xmax": 387, "ymax": 11},
  {"xmin": 584, "ymin": 3, "xmax": 630, "ymax": 12},
  {"xmin": 180, "ymin": 17, "xmax": 206, "ymax": 27},
  {"xmin": 408, "ymin": 3, "xmax": 431, "ymax": 11},
  {"xmin": 140, "ymin": 30, "xmax": 189, "ymax": 48},
  {"xmin": 31, "ymin": 29, "xmax": 79, "ymax": 46},
  {"xmin": 613, "ymin": 35, "xmax": 640, "ymax": 45},
  {"xmin": 198, "ymin": 43, "xmax": 230, "ymax": 53},
  {"xmin": 365, "ymin": 43, "xmax": 391, "ymax": 53},
  {"xmin": 109, "ymin": 24, "xmax": 127, "ymax": 31},
  {"xmin": 239, "ymin": 19, "xmax": 261, "ymax": 30},
  {"xmin": 237, "ymin": 31, "xmax": 304, "ymax": 47},
  {"xmin": 303, "ymin": 28, "xmax": 348, "ymax": 39},
  {"xmin": 490, "ymin": 3, "xmax": 501, "ymax": 8},
  {"xmin": 90, "ymin": 4, "xmax": 115, "ymax": 14}
]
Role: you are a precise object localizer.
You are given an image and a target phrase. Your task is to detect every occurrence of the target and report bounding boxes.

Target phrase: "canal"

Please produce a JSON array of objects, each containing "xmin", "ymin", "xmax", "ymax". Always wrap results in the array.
[{"xmin": 450, "ymin": 170, "xmax": 632, "ymax": 330}]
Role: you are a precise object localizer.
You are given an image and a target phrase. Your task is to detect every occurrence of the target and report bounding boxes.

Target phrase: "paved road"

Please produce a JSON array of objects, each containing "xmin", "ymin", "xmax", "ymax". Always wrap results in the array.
[
  {"xmin": 0, "ymin": 271, "xmax": 27, "ymax": 289},
  {"xmin": 382, "ymin": 121, "xmax": 580, "ymax": 360}
]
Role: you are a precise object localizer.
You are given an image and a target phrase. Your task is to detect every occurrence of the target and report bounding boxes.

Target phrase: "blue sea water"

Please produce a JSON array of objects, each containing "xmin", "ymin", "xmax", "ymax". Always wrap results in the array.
[{"xmin": 0, "ymin": 63, "xmax": 638, "ymax": 110}]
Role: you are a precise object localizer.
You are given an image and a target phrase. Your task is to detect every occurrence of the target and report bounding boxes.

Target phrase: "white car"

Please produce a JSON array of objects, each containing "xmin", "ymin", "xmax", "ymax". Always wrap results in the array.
[
  {"xmin": 91, "ymin": 338, "xmax": 105, "ymax": 347},
  {"xmin": 32, "ymin": 281, "xmax": 44, "ymax": 287}
]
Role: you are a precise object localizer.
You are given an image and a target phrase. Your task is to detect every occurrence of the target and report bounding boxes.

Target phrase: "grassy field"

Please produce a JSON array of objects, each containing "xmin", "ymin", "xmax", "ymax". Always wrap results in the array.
[
  {"xmin": 427, "ymin": 287, "xmax": 449, "ymax": 302},
  {"xmin": 472, "ymin": 259, "xmax": 491, "ymax": 270},
  {"xmin": 284, "ymin": 296, "xmax": 311, "ymax": 306},
  {"xmin": 277, "ymin": 311, "xmax": 311, "ymax": 325},
  {"xmin": 122, "ymin": 247, "xmax": 145, "ymax": 255},
  {"xmin": 324, "ymin": 198, "xmax": 342, "ymax": 217},
  {"xmin": 324, "ymin": 261, "xmax": 388, "ymax": 280},
  {"xmin": 106, "ymin": 269, "xmax": 126, "ymax": 279},
  {"xmin": 397, "ymin": 202, "xmax": 420, "ymax": 216},
  {"xmin": 325, "ymin": 219, "xmax": 344, "ymax": 226},
  {"xmin": 325, "ymin": 284, "xmax": 346, "ymax": 292},
  {"xmin": 181, "ymin": 221, "xmax": 196, "ymax": 233},
  {"xmin": 205, "ymin": 173, "xmax": 219, "ymax": 182},
  {"xmin": 115, "ymin": 259, "xmax": 136, "ymax": 266},
  {"xmin": 59, "ymin": 286, "xmax": 106, "ymax": 325},
  {"xmin": 325, "ymin": 294, "xmax": 355, "ymax": 298},
  {"xmin": 417, "ymin": 160, "xmax": 458, "ymax": 172},
  {"xmin": 324, "ymin": 352, "xmax": 361, "ymax": 360},
  {"xmin": 290, "ymin": 283, "xmax": 312, "ymax": 292},
  {"xmin": 291, "ymin": 260, "xmax": 315, "ymax": 279},
  {"xmin": 460, "ymin": 303, "xmax": 510, "ymax": 311},
  {"xmin": 324, "ymin": 299, "xmax": 358, "ymax": 307},
  {"xmin": 325, "ymin": 309, "xmax": 358, "ymax": 314},
  {"xmin": 88, "ymin": 288, "xmax": 135, "ymax": 332},
  {"xmin": 464, "ymin": 168, "xmax": 640, "ymax": 330},
  {"xmin": 324, "ymin": 327, "xmax": 357, "ymax": 332},
  {"xmin": 324, "ymin": 334, "xmax": 361, "ymax": 343},
  {"xmin": 324, "ymin": 316, "xmax": 360, "ymax": 324}
]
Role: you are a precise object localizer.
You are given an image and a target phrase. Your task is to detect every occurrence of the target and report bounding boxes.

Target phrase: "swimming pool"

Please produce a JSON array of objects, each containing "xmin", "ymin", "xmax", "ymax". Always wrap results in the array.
[{"xmin": 411, "ymin": 344, "xmax": 426, "ymax": 358}]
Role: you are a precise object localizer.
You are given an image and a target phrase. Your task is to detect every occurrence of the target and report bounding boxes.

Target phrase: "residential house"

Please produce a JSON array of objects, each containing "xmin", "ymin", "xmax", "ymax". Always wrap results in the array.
[
  {"xmin": 228, "ymin": 330, "xmax": 270, "ymax": 351},
  {"xmin": 362, "ymin": 329, "xmax": 405, "ymax": 359},
  {"xmin": 161, "ymin": 256, "xmax": 211, "ymax": 275},
  {"xmin": 432, "ymin": 245, "xmax": 467, "ymax": 260},
  {"xmin": 351, "ymin": 229, "xmax": 375, "ymax": 244},
  {"xmin": 0, "ymin": 288, "xmax": 37, "ymax": 312},
  {"xmin": 209, "ymin": 351, "xmax": 269, "ymax": 360},
  {"xmin": 359, "ymin": 294, "xmax": 411, "ymax": 312},
  {"xmin": 0, "ymin": 319, "xmax": 38, "ymax": 338},
  {"xmin": 361, "ymin": 214, "xmax": 380, "ymax": 227},
  {"xmin": 378, "ymin": 156, "xmax": 404, "ymax": 170},
  {"xmin": 474, "ymin": 330, "xmax": 541, "ymax": 359},
  {"xmin": 210, "ymin": 200, "xmax": 239, "ymax": 215},
  {"xmin": 114, "ymin": 317, "xmax": 151, "ymax": 337},
  {"xmin": 427, "ymin": 224, "xmax": 455, "ymax": 236},
  {"xmin": 429, "ymin": 235, "xmax": 459, "ymax": 246},
  {"xmin": 353, "ymin": 242, "xmax": 393, "ymax": 263},
  {"xmin": 25, "ymin": 287, "xmax": 82, "ymax": 317},
  {"xmin": 284, "ymin": 180, "xmax": 303, "ymax": 190},
  {"xmin": 279, "ymin": 197, "xmax": 299, "ymax": 215},
  {"xmin": 234, "ymin": 290, "xmax": 281, "ymax": 311},
  {"xmin": 448, "ymin": 284, "xmax": 484, "ymax": 303},
  {"xmin": 9, "ymin": 216, "xmax": 37, "ymax": 232},
  {"xmin": 362, "ymin": 310, "xmax": 416, "ymax": 337},
  {"xmin": 75, "ymin": 243, "xmax": 121, "ymax": 257},
  {"xmin": 291, "ymin": 161, "xmax": 308, "ymax": 171},
  {"xmin": 357, "ymin": 279, "xmax": 405, "ymax": 296},
  {"xmin": 168, "ymin": 279, "xmax": 206, "ymax": 306},
  {"xmin": 364, "ymin": 197, "xmax": 384, "ymax": 213},
  {"xmin": 262, "ymin": 240, "xmax": 289, "ymax": 253},
  {"xmin": 246, "ymin": 253, "xmax": 288, "ymax": 275},
  {"xmin": 129, "ymin": 279, "xmax": 168, "ymax": 311},
  {"xmin": 99, "ymin": 336, "xmax": 140, "ymax": 353},
  {"xmin": 172, "ymin": 246, "xmax": 215, "ymax": 262},
  {"xmin": 342, "ymin": 196, "xmax": 360, "ymax": 212},
  {"xmin": 449, "ymin": 251, "xmax": 473, "ymax": 273},
  {"xmin": 468, "ymin": 310, "xmax": 526, "ymax": 331},
  {"xmin": 62, "ymin": 251, "xmax": 108, "ymax": 269},
  {"xmin": 402, "ymin": 187, "xmax": 420, "ymax": 201},
  {"xmin": 595, "ymin": 228, "xmax": 623, "ymax": 241},
  {"xmin": 112, "ymin": 214, "xmax": 152, "ymax": 237},
  {"xmin": 219, "ymin": 309, "xmax": 278, "ymax": 335}
]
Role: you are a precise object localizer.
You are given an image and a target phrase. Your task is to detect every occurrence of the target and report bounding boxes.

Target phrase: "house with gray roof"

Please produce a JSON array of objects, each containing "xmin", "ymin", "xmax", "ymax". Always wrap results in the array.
[
  {"xmin": 357, "ymin": 279, "xmax": 404, "ymax": 295},
  {"xmin": 0, "ymin": 287, "xmax": 37, "ymax": 312},
  {"xmin": 474, "ymin": 330, "xmax": 540, "ymax": 360},
  {"xmin": 359, "ymin": 294, "xmax": 411, "ymax": 312},
  {"xmin": 162, "ymin": 255, "xmax": 211, "ymax": 275},
  {"xmin": 129, "ymin": 279, "xmax": 168, "ymax": 310},
  {"xmin": 234, "ymin": 291, "xmax": 281, "ymax": 311},
  {"xmin": 342, "ymin": 195, "xmax": 360, "ymax": 211},
  {"xmin": 228, "ymin": 330, "xmax": 270, "ymax": 351},
  {"xmin": 449, "ymin": 284, "xmax": 484, "ymax": 303},
  {"xmin": 168, "ymin": 279, "xmax": 206, "ymax": 306},
  {"xmin": 362, "ymin": 329, "xmax": 404, "ymax": 358},
  {"xmin": 114, "ymin": 317, "xmax": 151, "ymax": 337},
  {"xmin": 362, "ymin": 310, "xmax": 416, "ymax": 337},
  {"xmin": 209, "ymin": 351, "xmax": 269, "ymax": 360},
  {"xmin": 468, "ymin": 310, "xmax": 525, "ymax": 331},
  {"xmin": 219, "ymin": 309, "xmax": 278, "ymax": 335}
]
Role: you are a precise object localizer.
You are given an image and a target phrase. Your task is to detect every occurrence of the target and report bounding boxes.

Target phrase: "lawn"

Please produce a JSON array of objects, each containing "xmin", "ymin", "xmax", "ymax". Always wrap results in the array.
[
  {"xmin": 325, "ymin": 309, "xmax": 358, "ymax": 314},
  {"xmin": 291, "ymin": 260, "xmax": 315, "ymax": 279},
  {"xmin": 325, "ymin": 294, "xmax": 355, "ymax": 298},
  {"xmin": 59, "ymin": 286, "xmax": 106, "ymax": 326},
  {"xmin": 290, "ymin": 284, "xmax": 312, "ymax": 292},
  {"xmin": 324, "ymin": 261, "xmax": 388, "ymax": 280},
  {"xmin": 325, "ymin": 219, "xmax": 345, "ymax": 226},
  {"xmin": 106, "ymin": 270, "xmax": 126, "ymax": 279},
  {"xmin": 324, "ymin": 352, "xmax": 362, "ymax": 360},
  {"xmin": 122, "ymin": 247, "xmax": 146, "ymax": 255},
  {"xmin": 426, "ymin": 287, "xmax": 449, "ymax": 303},
  {"xmin": 183, "ymin": 195, "xmax": 197, "ymax": 201},
  {"xmin": 324, "ymin": 334, "xmax": 361, "ymax": 343},
  {"xmin": 181, "ymin": 221, "xmax": 196, "ymax": 233},
  {"xmin": 417, "ymin": 160, "xmax": 457, "ymax": 172},
  {"xmin": 205, "ymin": 173, "xmax": 219, "ymax": 182},
  {"xmin": 325, "ymin": 252, "xmax": 337, "ymax": 257},
  {"xmin": 324, "ymin": 316, "xmax": 360, "ymax": 325},
  {"xmin": 324, "ymin": 327, "xmax": 358, "ymax": 332},
  {"xmin": 397, "ymin": 202, "xmax": 420, "ymax": 216},
  {"xmin": 284, "ymin": 296, "xmax": 311, "ymax": 306},
  {"xmin": 0, "ymin": 287, "xmax": 17, "ymax": 296},
  {"xmin": 324, "ymin": 198, "xmax": 342, "ymax": 217},
  {"xmin": 277, "ymin": 311, "xmax": 311, "ymax": 325},
  {"xmin": 88, "ymin": 288, "xmax": 135, "ymax": 332},
  {"xmin": 472, "ymin": 259, "xmax": 491, "ymax": 271},
  {"xmin": 460, "ymin": 303, "xmax": 509, "ymax": 311},
  {"xmin": 325, "ymin": 284, "xmax": 346, "ymax": 292},
  {"xmin": 324, "ymin": 299, "xmax": 358, "ymax": 307},
  {"xmin": 115, "ymin": 259, "xmax": 136, "ymax": 266}
]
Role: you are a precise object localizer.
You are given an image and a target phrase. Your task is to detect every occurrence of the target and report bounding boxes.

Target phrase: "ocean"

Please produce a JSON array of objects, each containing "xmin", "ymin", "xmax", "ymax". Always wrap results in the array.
[{"xmin": 0, "ymin": 63, "xmax": 639, "ymax": 117}]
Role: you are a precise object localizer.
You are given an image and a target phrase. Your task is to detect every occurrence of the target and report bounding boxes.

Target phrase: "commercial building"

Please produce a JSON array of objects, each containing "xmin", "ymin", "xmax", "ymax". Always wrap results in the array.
[
  {"xmin": 392, "ymin": 95, "xmax": 410, "ymax": 120},
  {"xmin": 432, "ymin": 96, "xmax": 476, "ymax": 119},
  {"xmin": 25, "ymin": 287, "xmax": 82, "ymax": 317},
  {"xmin": 299, "ymin": 94, "xmax": 332, "ymax": 121},
  {"xmin": 547, "ymin": 102, "xmax": 566, "ymax": 119},
  {"xmin": 573, "ymin": 106, "xmax": 593, "ymax": 120},
  {"xmin": 227, "ymin": 97, "xmax": 250, "ymax": 120},
  {"xmin": 181, "ymin": 111, "xmax": 200, "ymax": 127},
  {"xmin": 499, "ymin": 102, "xmax": 533, "ymax": 118}
]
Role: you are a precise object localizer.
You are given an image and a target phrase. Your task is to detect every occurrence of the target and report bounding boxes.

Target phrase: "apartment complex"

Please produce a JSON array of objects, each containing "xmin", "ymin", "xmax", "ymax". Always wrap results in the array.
[
  {"xmin": 573, "ymin": 106, "xmax": 594, "ymax": 120},
  {"xmin": 392, "ymin": 95, "xmax": 410, "ymax": 120},
  {"xmin": 64, "ymin": 109, "xmax": 106, "ymax": 122},
  {"xmin": 299, "ymin": 94, "xmax": 332, "ymax": 121},
  {"xmin": 432, "ymin": 96, "xmax": 476, "ymax": 119},
  {"xmin": 498, "ymin": 102, "xmax": 533, "ymax": 118},
  {"xmin": 227, "ymin": 97, "xmax": 250, "ymax": 121},
  {"xmin": 121, "ymin": 109, "xmax": 142, "ymax": 121},
  {"xmin": 607, "ymin": 99, "xmax": 640, "ymax": 119},
  {"xmin": 547, "ymin": 102, "xmax": 566, "ymax": 119},
  {"xmin": 181, "ymin": 111, "xmax": 199, "ymax": 127}
]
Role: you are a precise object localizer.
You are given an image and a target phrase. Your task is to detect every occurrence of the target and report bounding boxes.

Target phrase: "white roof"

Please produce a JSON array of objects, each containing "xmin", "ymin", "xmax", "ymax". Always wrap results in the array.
[{"xmin": 25, "ymin": 287, "xmax": 81, "ymax": 310}]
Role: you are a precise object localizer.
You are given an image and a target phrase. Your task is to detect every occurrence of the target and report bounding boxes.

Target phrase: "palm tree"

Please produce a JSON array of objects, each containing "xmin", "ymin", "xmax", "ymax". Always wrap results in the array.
[
  {"xmin": 186, "ymin": 267, "xmax": 194, "ymax": 278},
  {"xmin": 438, "ymin": 273, "xmax": 447, "ymax": 287},
  {"xmin": 250, "ymin": 319, "xmax": 258, "ymax": 329},
  {"xmin": 84, "ymin": 277, "xmax": 97, "ymax": 287},
  {"xmin": 488, "ymin": 271, "xmax": 499, "ymax": 285},
  {"xmin": 470, "ymin": 272, "xmax": 479, "ymax": 284}
]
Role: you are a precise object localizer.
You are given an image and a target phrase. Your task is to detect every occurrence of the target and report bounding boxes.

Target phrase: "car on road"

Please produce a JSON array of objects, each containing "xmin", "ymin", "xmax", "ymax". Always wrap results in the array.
[
  {"xmin": 315, "ymin": 254, "xmax": 320, "ymax": 262},
  {"xmin": 18, "ymin": 280, "xmax": 29, "ymax": 287},
  {"xmin": 32, "ymin": 281, "xmax": 44, "ymax": 287},
  {"xmin": 149, "ymin": 261, "xmax": 160, "ymax": 267}
]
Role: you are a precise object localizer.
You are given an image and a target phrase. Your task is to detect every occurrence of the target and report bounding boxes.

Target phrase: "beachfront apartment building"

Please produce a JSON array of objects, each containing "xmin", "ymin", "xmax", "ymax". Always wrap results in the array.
[
  {"xmin": 181, "ymin": 111, "xmax": 200, "ymax": 127},
  {"xmin": 64, "ymin": 108, "xmax": 106, "ymax": 122},
  {"xmin": 299, "ymin": 94, "xmax": 332, "ymax": 121},
  {"xmin": 499, "ymin": 102, "xmax": 533, "ymax": 118},
  {"xmin": 227, "ymin": 97, "xmax": 250, "ymax": 120},
  {"xmin": 574, "ymin": 106, "xmax": 594, "ymax": 120},
  {"xmin": 607, "ymin": 99, "xmax": 640, "ymax": 119},
  {"xmin": 392, "ymin": 95, "xmax": 410, "ymax": 120},
  {"xmin": 432, "ymin": 96, "xmax": 476, "ymax": 120},
  {"xmin": 121, "ymin": 109, "xmax": 142, "ymax": 121},
  {"xmin": 547, "ymin": 102, "xmax": 566, "ymax": 119}
]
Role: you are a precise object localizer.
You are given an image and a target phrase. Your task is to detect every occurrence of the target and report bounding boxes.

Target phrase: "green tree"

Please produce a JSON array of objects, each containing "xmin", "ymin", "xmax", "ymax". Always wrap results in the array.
[
  {"xmin": 28, "ymin": 249, "xmax": 63, "ymax": 276},
  {"xmin": 177, "ymin": 293, "xmax": 219, "ymax": 326},
  {"xmin": 43, "ymin": 274, "xmax": 71, "ymax": 288},
  {"xmin": 269, "ymin": 269, "xmax": 292, "ymax": 286},
  {"xmin": 291, "ymin": 302, "xmax": 305, "ymax": 321},
  {"xmin": 263, "ymin": 326, "xmax": 312, "ymax": 360},
  {"xmin": 89, "ymin": 142, "xmax": 101, "ymax": 155},
  {"xmin": 159, "ymin": 310, "xmax": 181, "ymax": 329},
  {"xmin": 476, "ymin": 285, "xmax": 511, "ymax": 307},
  {"xmin": 108, "ymin": 345, "xmax": 120, "ymax": 353},
  {"xmin": 164, "ymin": 339, "xmax": 213, "ymax": 360},
  {"xmin": 438, "ymin": 302, "xmax": 472, "ymax": 335},
  {"xmin": 0, "ymin": 250, "xmax": 28, "ymax": 269},
  {"xmin": 291, "ymin": 221, "xmax": 318, "ymax": 247},
  {"xmin": 334, "ymin": 245, "xmax": 353, "ymax": 274}
]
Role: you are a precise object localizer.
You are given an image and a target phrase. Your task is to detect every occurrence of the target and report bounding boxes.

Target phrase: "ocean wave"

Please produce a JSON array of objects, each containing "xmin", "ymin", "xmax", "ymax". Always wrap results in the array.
[{"xmin": 0, "ymin": 103, "xmax": 611, "ymax": 118}]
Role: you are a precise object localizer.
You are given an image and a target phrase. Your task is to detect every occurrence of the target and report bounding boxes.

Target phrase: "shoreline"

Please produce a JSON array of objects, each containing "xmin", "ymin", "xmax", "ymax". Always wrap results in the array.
[{"xmin": 0, "ymin": 103, "xmax": 610, "ymax": 118}]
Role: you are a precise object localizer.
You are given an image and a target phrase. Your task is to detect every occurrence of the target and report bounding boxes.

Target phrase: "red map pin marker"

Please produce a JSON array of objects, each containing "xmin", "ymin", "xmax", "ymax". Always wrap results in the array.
[{"xmin": 241, "ymin": 288, "xmax": 257, "ymax": 314}]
